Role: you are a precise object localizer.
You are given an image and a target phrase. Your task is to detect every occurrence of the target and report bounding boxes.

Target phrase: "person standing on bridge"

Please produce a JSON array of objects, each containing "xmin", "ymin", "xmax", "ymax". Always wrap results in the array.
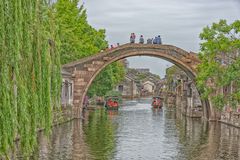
[
  {"xmin": 147, "ymin": 38, "xmax": 153, "ymax": 44},
  {"xmin": 130, "ymin": 33, "xmax": 136, "ymax": 43},
  {"xmin": 157, "ymin": 35, "xmax": 162, "ymax": 44},
  {"xmin": 139, "ymin": 35, "xmax": 144, "ymax": 44},
  {"xmin": 153, "ymin": 37, "xmax": 157, "ymax": 44},
  {"xmin": 110, "ymin": 44, "xmax": 114, "ymax": 49}
]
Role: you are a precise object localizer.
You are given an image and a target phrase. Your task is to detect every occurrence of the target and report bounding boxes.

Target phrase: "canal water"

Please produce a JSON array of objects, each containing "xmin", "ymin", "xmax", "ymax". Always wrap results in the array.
[{"xmin": 15, "ymin": 98, "xmax": 240, "ymax": 160}]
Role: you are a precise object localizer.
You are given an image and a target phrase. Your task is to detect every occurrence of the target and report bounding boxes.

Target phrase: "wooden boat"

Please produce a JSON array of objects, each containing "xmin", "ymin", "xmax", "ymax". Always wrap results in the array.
[
  {"xmin": 151, "ymin": 96, "xmax": 162, "ymax": 109},
  {"xmin": 104, "ymin": 96, "xmax": 119, "ymax": 110}
]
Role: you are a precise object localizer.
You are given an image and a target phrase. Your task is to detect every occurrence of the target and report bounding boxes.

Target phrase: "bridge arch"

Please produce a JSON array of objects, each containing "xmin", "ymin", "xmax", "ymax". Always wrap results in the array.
[{"xmin": 63, "ymin": 44, "xmax": 211, "ymax": 120}]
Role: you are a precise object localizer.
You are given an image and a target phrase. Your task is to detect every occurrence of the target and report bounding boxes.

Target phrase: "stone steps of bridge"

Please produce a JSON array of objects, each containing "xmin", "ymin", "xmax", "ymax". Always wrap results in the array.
[
  {"xmin": 84, "ymin": 63, "xmax": 97, "ymax": 68},
  {"xmin": 81, "ymin": 74, "xmax": 96, "ymax": 81},
  {"xmin": 92, "ymin": 61, "xmax": 104, "ymax": 65},
  {"xmin": 103, "ymin": 56, "xmax": 111, "ymax": 61},
  {"xmin": 74, "ymin": 70, "xmax": 88, "ymax": 75},
  {"xmin": 76, "ymin": 74, "xmax": 94, "ymax": 80},
  {"xmin": 73, "ymin": 99, "xmax": 80, "ymax": 105},
  {"xmin": 74, "ymin": 89, "xmax": 83, "ymax": 94},
  {"xmin": 74, "ymin": 70, "xmax": 94, "ymax": 77},
  {"xmin": 180, "ymin": 57, "xmax": 190, "ymax": 63},
  {"xmin": 73, "ymin": 96, "xmax": 82, "ymax": 101},
  {"xmin": 86, "ymin": 67, "xmax": 97, "ymax": 72},
  {"xmin": 74, "ymin": 81, "xmax": 87, "ymax": 86},
  {"xmin": 74, "ymin": 78, "xmax": 84, "ymax": 83},
  {"xmin": 184, "ymin": 58, "xmax": 192, "ymax": 63}
]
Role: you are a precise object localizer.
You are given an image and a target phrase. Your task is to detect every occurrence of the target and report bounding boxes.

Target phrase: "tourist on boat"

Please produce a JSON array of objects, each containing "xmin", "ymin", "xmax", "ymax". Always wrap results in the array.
[
  {"xmin": 130, "ymin": 33, "xmax": 136, "ymax": 43},
  {"xmin": 113, "ymin": 101, "xmax": 118, "ymax": 107},
  {"xmin": 139, "ymin": 35, "xmax": 144, "ymax": 44},
  {"xmin": 107, "ymin": 99, "xmax": 112, "ymax": 106}
]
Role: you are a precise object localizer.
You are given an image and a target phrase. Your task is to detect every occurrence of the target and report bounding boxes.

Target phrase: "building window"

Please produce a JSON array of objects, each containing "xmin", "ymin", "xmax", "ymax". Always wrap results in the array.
[
  {"xmin": 70, "ymin": 83, "xmax": 72, "ymax": 98},
  {"xmin": 187, "ymin": 83, "xmax": 192, "ymax": 97},
  {"xmin": 65, "ymin": 80, "xmax": 68, "ymax": 97},
  {"xmin": 61, "ymin": 82, "xmax": 65, "ymax": 98},
  {"xmin": 118, "ymin": 85, "xmax": 123, "ymax": 92}
]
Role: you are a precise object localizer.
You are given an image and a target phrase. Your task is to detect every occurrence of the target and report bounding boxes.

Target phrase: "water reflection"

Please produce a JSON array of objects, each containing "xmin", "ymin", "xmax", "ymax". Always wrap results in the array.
[
  {"xmin": 13, "ymin": 99, "xmax": 240, "ymax": 160},
  {"xmin": 82, "ymin": 109, "xmax": 117, "ymax": 160},
  {"xmin": 151, "ymin": 108, "xmax": 163, "ymax": 116},
  {"xmin": 13, "ymin": 120, "xmax": 91, "ymax": 160}
]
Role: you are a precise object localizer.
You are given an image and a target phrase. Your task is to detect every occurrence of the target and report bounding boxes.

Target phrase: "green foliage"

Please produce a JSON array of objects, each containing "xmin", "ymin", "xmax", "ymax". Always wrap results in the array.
[
  {"xmin": 111, "ymin": 61, "xmax": 125, "ymax": 85},
  {"xmin": 87, "ymin": 62, "xmax": 125, "ymax": 97},
  {"xmin": 54, "ymin": 0, "xmax": 108, "ymax": 64},
  {"xmin": 105, "ymin": 90, "xmax": 123, "ymax": 103},
  {"xmin": 165, "ymin": 65, "xmax": 181, "ymax": 92},
  {"xmin": 136, "ymin": 73, "xmax": 147, "ymax": 80},
  {"xmin": 0, "ymin": 0, "xmax": 124, "ymax": 157},
  {"xmin": 54, "ymin": 0, "xmax": 125, "ymax": 97},
  {"xmin": 212, "ymin": 95, "xmax": 225, "ymax": 110},
  {"xmin": 105, "ymin": 90, "xmax": 122, "ymax": 98},
  {"xmin": 83, "ymin": 109, "xmax": 116, "ymax": 159},
  {"xmin": 0, "ymin": 0, "xmax": 61, "ymax": 158},
  {"xmin": 196, "ymin": 19, "xmax": 240, "ymax": 110},
  {"xmin": 128, "ymin": 68, "xmax": 160, "ymax": 81},
  {"xmin": 166, "ymin": 65, "xmax": 178, "ymax": 83}
]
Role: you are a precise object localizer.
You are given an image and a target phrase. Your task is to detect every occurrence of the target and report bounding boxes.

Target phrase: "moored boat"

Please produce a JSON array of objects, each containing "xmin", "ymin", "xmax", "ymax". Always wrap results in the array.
[
  {"xmin": 104, "ymin": 96, "xmax": 119, "ymax": 110},
  {"xmin": 151, "ymin": 96, "xmax": 162, "ymax": 109}
]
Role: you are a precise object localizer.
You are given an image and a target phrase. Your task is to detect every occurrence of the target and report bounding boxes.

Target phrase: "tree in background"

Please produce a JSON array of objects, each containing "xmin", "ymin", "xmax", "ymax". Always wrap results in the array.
[
  {"xmin": 55, "ymin": 0, "xmax": 108, "ymax": 64},
  {"xmin": 165, "ymin": 65, "xmax": 179, "ymax": 92},
  {"xmin": 197, "ymin": 19, "xmax": 240, "ymax": 110},
  {"xmin": 87, "ymin": 62, "xmax": 125, "ymax": 97},
  {"xmin": 54, "ymin": 0, "xmax": 125, "ymax": 97}
]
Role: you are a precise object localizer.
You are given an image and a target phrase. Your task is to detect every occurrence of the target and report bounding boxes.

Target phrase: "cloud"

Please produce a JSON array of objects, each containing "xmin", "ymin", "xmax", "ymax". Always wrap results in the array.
[{"xmin": 84, "ymin": 0, "xmax": 240, "ymax": 76}]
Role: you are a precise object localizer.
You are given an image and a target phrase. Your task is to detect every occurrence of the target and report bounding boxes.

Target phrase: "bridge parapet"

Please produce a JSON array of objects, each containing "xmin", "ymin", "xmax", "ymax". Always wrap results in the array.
[{"xmin": 63, "ymin": 44, "xmax": 199, "ymax": 73}]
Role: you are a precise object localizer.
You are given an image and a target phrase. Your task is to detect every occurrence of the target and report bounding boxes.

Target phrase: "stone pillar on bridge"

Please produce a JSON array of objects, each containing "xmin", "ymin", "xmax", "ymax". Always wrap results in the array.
[{"xmin": 72, "ymin": 70, "xmax": 87, "ymax": 118}]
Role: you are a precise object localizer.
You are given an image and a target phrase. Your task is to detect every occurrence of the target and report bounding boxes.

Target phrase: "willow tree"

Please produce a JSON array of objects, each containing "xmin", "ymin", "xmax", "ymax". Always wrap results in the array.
[{"xmin": 0, "ymin": 0, "xmax": 61, "ymax": 157}]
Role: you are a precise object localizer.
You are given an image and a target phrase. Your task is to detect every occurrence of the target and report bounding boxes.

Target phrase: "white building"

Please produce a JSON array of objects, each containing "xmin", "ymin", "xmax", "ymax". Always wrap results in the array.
[
  {"xmin": 116, "ymin": 75, "xmax": 139, "ymax": 98},
  {"xmin": 61, "ymin": 69, "xmax": 74, "ymax": 106},
  {"xmin": 143, "ymin": 81, "xmax": 155, "ymax": 93}
]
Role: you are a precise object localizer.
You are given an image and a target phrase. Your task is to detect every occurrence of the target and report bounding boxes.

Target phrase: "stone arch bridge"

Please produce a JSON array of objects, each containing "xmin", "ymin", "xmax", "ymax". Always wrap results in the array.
[{"xmin": 63, "ymin": 44, "xmax": 214, "ymax": 120}]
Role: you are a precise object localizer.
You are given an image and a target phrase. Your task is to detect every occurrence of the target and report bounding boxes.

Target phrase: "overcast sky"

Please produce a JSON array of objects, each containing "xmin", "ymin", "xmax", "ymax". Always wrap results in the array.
[{"xmin": 83, "ymin": 0, "xmax": 240, "ymax": 77}]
